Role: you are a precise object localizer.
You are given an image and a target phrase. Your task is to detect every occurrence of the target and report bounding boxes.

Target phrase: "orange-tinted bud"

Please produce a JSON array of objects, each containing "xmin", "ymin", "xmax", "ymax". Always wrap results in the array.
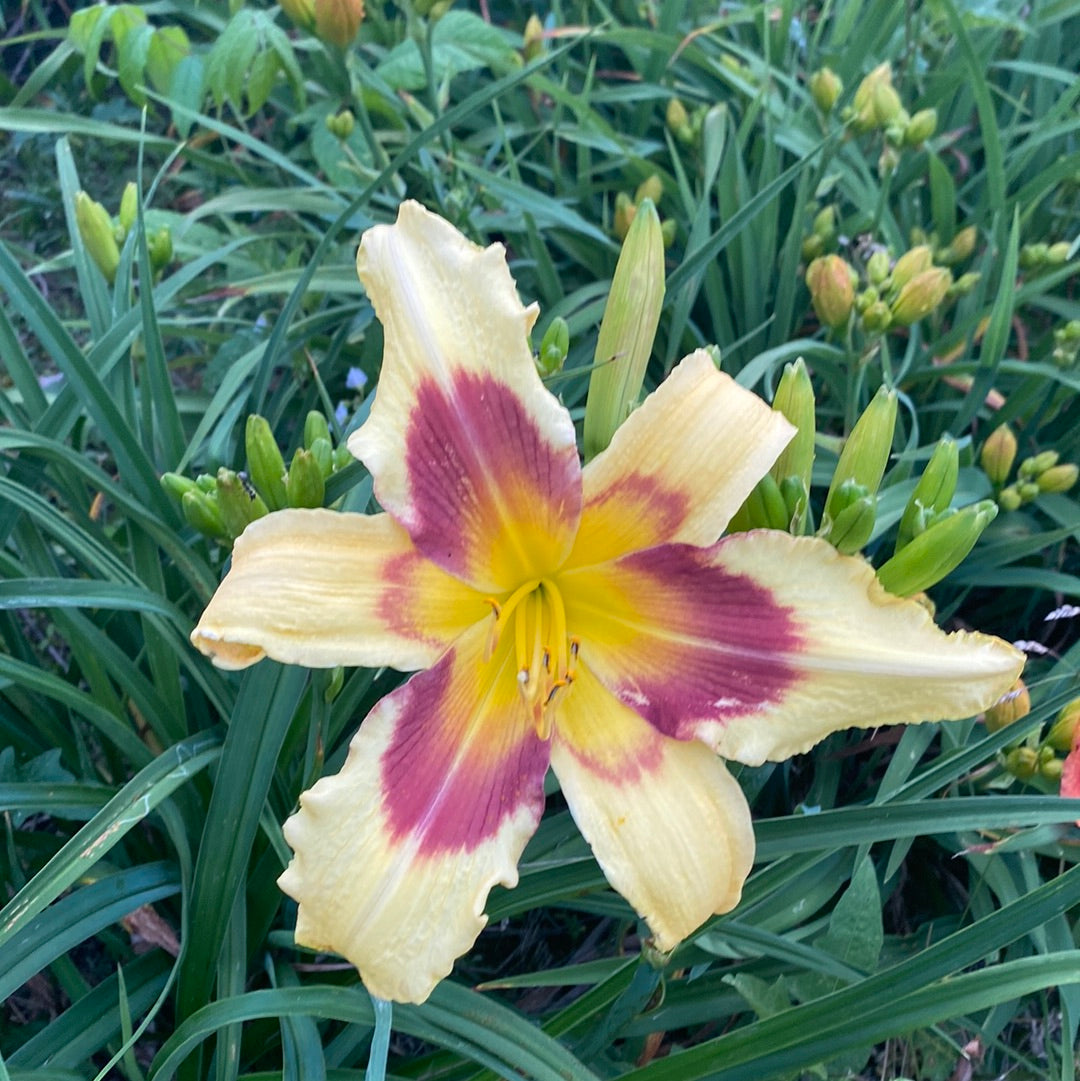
[
  {"xmin": 1047, "ymin": 700, "xmax": 1080, "ymax": 752},
  {"xmin": 805, "ymin": 254, "xmax": 855, "ymax": 328},
  {"xmin": 980, "ymin": 425, "xmax": 1017, "ymax": 487},
  {"xmin": 314, "ymin": 0, "xmax": 364, "ymax": 47},
  {"xmin": 984, "ymin": 678, "xmax": 1031, "ymax": 733}
]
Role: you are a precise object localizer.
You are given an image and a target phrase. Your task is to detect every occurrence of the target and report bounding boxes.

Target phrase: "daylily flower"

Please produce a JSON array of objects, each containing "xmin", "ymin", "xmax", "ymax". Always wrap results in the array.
[{"xmin": 192, "ymin": 201, "xmax": 1024, "ymax": 1004}]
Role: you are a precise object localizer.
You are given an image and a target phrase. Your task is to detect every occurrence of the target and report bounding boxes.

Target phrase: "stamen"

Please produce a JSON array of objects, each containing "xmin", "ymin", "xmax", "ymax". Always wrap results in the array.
[
  {"xmin": 541, "ymin": 579, "xmax": 569, "ymax": 679},
  {"xmin": 514, "ymin": 599, "xmax": 529, "ymax": 679}
]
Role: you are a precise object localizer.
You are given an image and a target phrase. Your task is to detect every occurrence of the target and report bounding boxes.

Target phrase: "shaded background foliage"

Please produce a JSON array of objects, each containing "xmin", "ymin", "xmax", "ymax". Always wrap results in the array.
[{"xmin": 1, "ymin": 0, "xmax": 1080, "ymax": 1078}]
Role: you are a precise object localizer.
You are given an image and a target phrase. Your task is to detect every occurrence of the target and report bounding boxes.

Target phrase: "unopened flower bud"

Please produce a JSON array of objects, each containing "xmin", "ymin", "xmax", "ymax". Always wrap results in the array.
[
  {"xmin": 161, "ymin": 471, "xmax": 197, "ymax": 502},
  {"xmin": 948, "ymin": 271, "xmax": 981, "ymax": 298},
  {"xmin": 181, "ymin": 488, "xmax": 229, "ymax": 541},
  {"xmin": 980, "ymin": 425, "xmax": 1017, "ymax": 486},
  {"xmin": 218, "ymin": 467, "xmax": 269, "ymax": 537},
  {"xmin": 308, "ymin": 437, "xmax": 334, "ymax": 478},
  {"xmin": 148, "ymin": 225, "xmax": 172, "ymax": 273},
  {"xmin": 536, "ymin": 316, "xmax": 570, "ymax": 377},
  {"xmin": 660, "ymin": 218, "xmax": 677, "ymax": 249},
  {"xmin": 890, "ymin": 267, "xmax": 952, "ymax": 324},
  {"xmin": 801, "ymin": 233, "xmax": 825, "ymax": 262},
  {"xmin": 805, "ymin": 254, "xmax": 855, "ymax": 329},
  {"xmin": 812, "ymin": 205, "xmax": 836, "ymax": 239},
  {"xmin": 584, "ymin": 198, "xmax": 665, "ymax": 461},
  {"xmin": 896, "ymin": 436, "xmax": 959, "ymax": 552},
  {"xmin": 878, "ymin": 144, "xmax": 900, "ymax": 178},
  {"xmin": 613, "ymin": 191, "xmax": 636, "ymax": 240},
  {"xmin": 314, "ymin": 0, "xmax": 364, "ymax": 48},
  {"xmin": 326, "ymin": 109, "xmax": 355, "ymax": 138},
  {"xmin": 522, "ymin": 13, "xmax": 544, "ymax": 61},
  {"xmin": 890, "ymin": 245, "xmax": 934, "ymax": 291},
  {"xmin": 286, "ymin": 447, "xmax": 326, "ymax": 508},
  {"xmin": 635, "ymin": 174, "xmax": 663, "ymax": 207},
  {"xmin": 1053, "ymin": 320, "xmax": 1080, "ymax": 368},
  {"xmin": 742, "ymin": 473, "xmax": 792, "ymax": 532},
  {"xmin": 866, "ymin": 249, "xmax": 890, "ymax": 285},
  {"xmin": 245, "ymin": 414, "xmax": 288, "ymax": 510},
  {"xmin": 984, "ymin": 678, "xmax": 1031, "ymax": 732},
  {"xmin": 118, "ymin": 182, "xmax": 138, "ymax": 234},
  {"xmin": 666, "ymin": 97, "xmax": 690, "ymax": 136},
  {"xmin": 856, "ymin": 287, "xmax": 879, "ymax": 313},
  {"xmin": 861, "ymin": 300, "xmax": 892, "ymax": 334},
  {"xmin": 769, "ymin": 357, "xmax": 815, "ymax": 492},
  {"xmin": 876, "ymin": 499, "xmax": 997, "ymax": 596},
  {"xmin": 1005, "ymin": 746, "xmax": 1039, "ymax": 780},
  {"xmin": 1046, "ymin": 241, "xmax": 1071, "ymax": 264},
  {"xmin": 1040, "ymin": 757, "xmax": 1064, "ymax": 782},
  {"xmin": 779, "ymin": 475, "xmax": 810, "ymax": 534},
  {"xmin": 1036, "ymin": 463, "xmax": 1078, "ymax": 493},
  {"xmin": 1017, "ymin": 481, "xmax": 1041, "ymax": 502},
  {"xmin": 825, "ymin": 493, "xmax": 876, "ymax": 554},
  {"xmin": 809, "ymin": 66, "xmax": 842, "ymax": 113},
  {"xmin": 195, "ymin": 473, "xmax": 218, "ymax": 493},
  {"xmin": 75, "ymin": 190, "xmax": 120, "ymax": 284},
  {"xmin": 1047, "ymin": 700, "xmax": 1080, "ymax": 752},
  {"xmin": 997, "ymin": 485, "xmax": 1022, "ymax": 511},
  {"xmin": 1019, "ymin": 450, "xmax": 1059, "ymax": 479},
  {"xmin": 903, "ymin": 107, "xmax": 937, "ymax": 146},
  {"xmin": 279, "ymin": 0, "xmax": 316, "ymax": 30},
  {"xmin": 304, "ymin": 410, "xmax": 332, "ymax": 450},
  {"xmin": 826, "ymin": 386, "xmax": 897, "ymax": 522},
  {"xmin": 943, "ymin": 225, "xmax": 977, "ymax": 264},
  {"xmin": 852, "ymin": 63, "xmax": 901, "ymax": 132},
  {"xmin": 1020, "ymin": 243, "xmax": 1048, "ymax": 269}
]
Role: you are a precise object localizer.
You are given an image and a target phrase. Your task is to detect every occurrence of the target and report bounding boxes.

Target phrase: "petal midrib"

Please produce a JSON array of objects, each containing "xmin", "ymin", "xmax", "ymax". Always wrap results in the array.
[{"xmin": 568, "ymin": 596, "xmax": 995, "ymax": 681}]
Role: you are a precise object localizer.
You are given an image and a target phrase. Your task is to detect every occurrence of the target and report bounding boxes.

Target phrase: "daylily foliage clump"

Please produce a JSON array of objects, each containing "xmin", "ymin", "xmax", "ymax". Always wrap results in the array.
[{"xmin": 192, "ymin": 203, "xmax": 1023, "ymax": 1004}]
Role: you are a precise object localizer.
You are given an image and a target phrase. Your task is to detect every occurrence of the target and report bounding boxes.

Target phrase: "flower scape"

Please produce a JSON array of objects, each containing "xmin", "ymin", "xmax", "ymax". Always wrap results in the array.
[{"xmin": 192, "ymin": 201, "xmax": 1024, "ymax": 1004}]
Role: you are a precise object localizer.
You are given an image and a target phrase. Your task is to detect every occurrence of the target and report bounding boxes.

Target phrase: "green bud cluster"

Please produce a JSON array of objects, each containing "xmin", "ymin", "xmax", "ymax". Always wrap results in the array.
[
  {"xmin": 1052, "ymin": 320, "xmax": 1080, "ymax": 369},
  {"xmin": 161, "ymin": 410, "xmax": 350, "ymax": 544},
  {"xmin": 613, "ymin": 175, "xmax": 673, "ymax": 246},
  {"xmin": 989, "ymin": 440, "xmax": 1079, "ymax": 510},
  {"xmin": 995, "ymin": 696, "xmax": 1080, "ymax": 790},
  {"xmin": 74, "ymin": 183, "xmax": 173, "ymax": 284},
  {"xmin": 325, "ymin": 110, "xmax": 356, "ymax": 139},
  {"xmin": 665, "ymin": 97, "xmax": 704, "ymax": 147},
  {"xmin": 1019, "ymin": 240, "xmax": 1074, "ymax": 272}
]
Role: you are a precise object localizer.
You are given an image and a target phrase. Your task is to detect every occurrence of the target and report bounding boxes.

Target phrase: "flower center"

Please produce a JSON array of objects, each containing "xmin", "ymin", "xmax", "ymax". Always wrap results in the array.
[{"xmin": 485, "ymin": 578, "xmax": 578, "ymax": 739}]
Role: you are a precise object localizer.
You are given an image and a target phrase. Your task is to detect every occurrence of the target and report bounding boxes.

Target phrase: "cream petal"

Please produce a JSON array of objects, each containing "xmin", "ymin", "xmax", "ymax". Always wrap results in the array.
[
  {"xmin": 191, "ymin": 509, "xmax": 487, "ymax": 672},
  {"xmin": 563, "ymin": 532, "xmax": 1024, "ymax": 765},
  {"xmin": 349, "ymin": 201, "xmax": 581, "ymax": 591},
  {"xmin": 278, "ymin": 621, "xmax": 550, "ymax": 1003},
  {"xmin": 567, "ymin": 350, "xmax": 794, "ymax": 566},
  {"xmin": 551, "ymin": 664, "xmax": 754, "ymax": 950}
]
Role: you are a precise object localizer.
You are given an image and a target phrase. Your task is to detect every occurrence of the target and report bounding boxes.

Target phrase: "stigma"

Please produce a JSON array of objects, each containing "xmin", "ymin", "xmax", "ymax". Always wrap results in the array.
[{"xmin": 485, "ymin": 578, "xmax": 578, "ymax": 738}]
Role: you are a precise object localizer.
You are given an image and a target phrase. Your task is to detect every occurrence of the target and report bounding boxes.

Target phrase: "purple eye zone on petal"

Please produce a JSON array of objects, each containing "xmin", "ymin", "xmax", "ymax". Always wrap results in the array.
[
  {"xmin": 608, "ymin": 544, "xmax": 803, "ymax": 739},
  {"xmin": 401, "ymin": 372, "xmax": 580, "ymax": 580},
  {"xmin": 379, "ymin": 649, "xmax": 550, "ymax": 855}
]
